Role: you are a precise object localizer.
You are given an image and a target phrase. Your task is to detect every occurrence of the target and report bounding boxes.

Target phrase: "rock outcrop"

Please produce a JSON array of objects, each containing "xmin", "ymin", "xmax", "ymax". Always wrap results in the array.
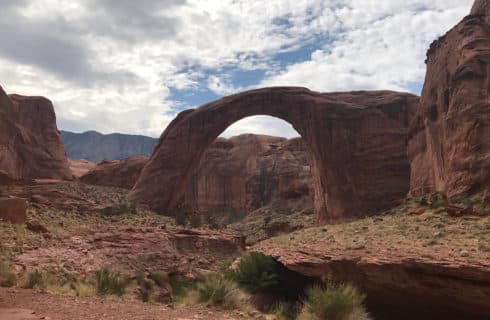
[
  {"xmin": 68, "ymin": 159, "xmax": 96, "ymax": 178},
  {"xmin": 408, "ymin": 2, "xmax": 490, "ymax": 199},
  {"xmin": 80, "ymin": 157, "xmax": 147, "ymax": 189},
  {"xmin": 0, "ymin": 86, "xmax": 72, "ymax": 181},
  {"xmin": 130, "ymin": 88, "xmax": 418, "ymax": 221}
]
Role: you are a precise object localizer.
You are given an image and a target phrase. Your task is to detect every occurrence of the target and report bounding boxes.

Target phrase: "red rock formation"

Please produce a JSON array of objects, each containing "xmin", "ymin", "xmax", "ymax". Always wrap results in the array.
[
  {"xmin": 80, "ymin": 157, "xmax": 147, "ymax": 189},
  {"xmin": 0, "ymin": 197, "xmax": 27, "ymax": 224},
  {"xmin": 68, "ymin": 159, "xmax": 96, "ymax": 178},
  {"xmin": 184, "ymin": 134, "xmax": 313, "ymax": 214},
  {"xmin": 0, "ymin": 86, "xmax": 72, "ymax": 180},
  {"xmin": 130, "ymin": 88, "xmax": 418, "ymax": 221},
  {"xmin": 408, "ymin": 3, "xmax": 490, "ymax": 199}
]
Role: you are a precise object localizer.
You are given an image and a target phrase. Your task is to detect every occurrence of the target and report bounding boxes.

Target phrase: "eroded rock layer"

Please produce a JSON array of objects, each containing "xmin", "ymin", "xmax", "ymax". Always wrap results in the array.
[
  {"xmin": 408, "ymin": 3, "xmax": 490, "ymax": 198},
  {"xmin": 80, "ymin": 157, "xmax": 147, "ymax": 189},
  {"xmin": 0, "ymin": 86, "xmax": 72, "ymax": 180},
  {"xmin": 130, "ymin": 88, "xmax": 418, "ymax": 221}
]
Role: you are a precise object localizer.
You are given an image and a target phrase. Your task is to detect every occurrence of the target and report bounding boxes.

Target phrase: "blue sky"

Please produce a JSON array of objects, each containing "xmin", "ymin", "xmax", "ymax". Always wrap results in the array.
[{"xmin": 0, "ymin": 0, "xmax": 473, "ymax": 138}]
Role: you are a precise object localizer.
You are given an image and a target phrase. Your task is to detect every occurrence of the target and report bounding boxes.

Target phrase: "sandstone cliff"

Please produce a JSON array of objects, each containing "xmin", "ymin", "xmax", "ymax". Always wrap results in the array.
[
  {"xmin": 408, "ymin": 2, "xmax": 490, "ymax": 199},
  {"xmin": 0, "ymin": 86, "xmax": 72, "ymax": 180}
]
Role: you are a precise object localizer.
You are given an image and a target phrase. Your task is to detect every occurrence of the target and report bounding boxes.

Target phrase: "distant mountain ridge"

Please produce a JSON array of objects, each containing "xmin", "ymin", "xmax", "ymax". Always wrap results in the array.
[{"xmin": 61, "ymin": 130, "xmax": 157, "ymax": 163}]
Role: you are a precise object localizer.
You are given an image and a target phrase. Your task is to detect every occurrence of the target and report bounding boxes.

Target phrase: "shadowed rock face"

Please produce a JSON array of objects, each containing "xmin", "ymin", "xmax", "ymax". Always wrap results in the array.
[
  {"xmin": 130, "ymin": 87, "xmax": 418, "ymax": 221},
  {"xmin": 408, "ymin": 3, "xmax": 490, "ymax": 198},
  {"xmin": 184, "ymin": 134, "xmax": 313, "ymax": 214},
  {"xmin": 0, "ymin": 86, "xmax": 72, "ymax": 180}
]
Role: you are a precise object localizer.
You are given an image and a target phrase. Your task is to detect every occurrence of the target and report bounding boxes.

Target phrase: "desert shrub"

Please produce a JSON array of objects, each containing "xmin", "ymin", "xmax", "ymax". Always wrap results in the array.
[
  {"xmin": 429, "ymin": 193, "xmax": 447, "ymax": 209},
  {"xmin": 169, "ymin": 275, "xmax": 199, "ymax": 298},
  {"xmin": 175, "ymin": 212, "xmax": 187, "ymax": 226},
  {"xmin": 0, "ymin": 262, "xmax": 17, "ymax": 287},
  {"xmin": 95, "ymin": 268, "xmax": 128, "ymax": 296},
  {"xmin": 299, "ymin": 284, "xmax": 369, "ymax": 320},
  {"xmin": 190, "ymin": 215, "xmax": 202, "ymax": 228},
  {"xmin": 272, "ymin": 301, "xmax": 300, "ymax": 320},
  {"xmin": 138, "ymin": 278, "xmax": 154, "ymax": 302},
  {"xmin": 148, "ymin": 271, "xmax": 169, "ymax": 287},
  {"xmin": 71, "ymin": 280, "xmax": 96, "ymax": 297},
  {"xmin": 196, "ymin": 274, "xmax": 243, "ymax": 309},
  {"xmin": 229, "ymin": 252, "xmax": 281, "ymax": 294},
  {"xmin": 23, "ymin": 270, "xmax": 47, "ymax": 290}
]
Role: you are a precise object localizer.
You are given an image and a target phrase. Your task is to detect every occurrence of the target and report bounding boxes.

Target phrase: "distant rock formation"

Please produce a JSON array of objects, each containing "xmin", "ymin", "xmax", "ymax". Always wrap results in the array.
[
  {"xmin": 68, "ymin": 159, "xmax": 97, "ymax": 178},
  {"xmin": 61, "ymin": 130, "xmax": 157, "ymax": 163},
  {"xmin": 0, "ymin": 86, "xmax": 72, "ymax": 180},
  {"xmin": 130, "ymin": 87, "xmax": 418, "ymax": 221},
  {"xmin": 408, "ymin": 2, "xmax": 490, "ymax": 199},
  {"xmin": 80, "ymin": 157, "xmax": 147, "ymax": 189}
]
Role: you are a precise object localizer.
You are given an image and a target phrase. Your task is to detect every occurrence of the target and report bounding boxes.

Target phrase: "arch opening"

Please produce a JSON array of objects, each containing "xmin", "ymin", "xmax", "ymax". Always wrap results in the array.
[{"xmin": 180, "ymin": 115, "xmax": 314, "ymax": 223}]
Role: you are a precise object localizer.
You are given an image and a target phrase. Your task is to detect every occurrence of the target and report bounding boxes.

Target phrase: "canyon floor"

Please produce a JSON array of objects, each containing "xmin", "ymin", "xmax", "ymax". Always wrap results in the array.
[{"xmin": 0, "ymin": 181, "xmax": 489, "ymax": 319}]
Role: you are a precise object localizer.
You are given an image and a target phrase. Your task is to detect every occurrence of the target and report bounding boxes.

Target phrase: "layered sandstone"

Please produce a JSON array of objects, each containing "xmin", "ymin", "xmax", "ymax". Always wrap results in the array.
[
  {"xmin": 130, "ymin": 88, "xmax": 418, "ymax": 221},
  {"xmin": 0, "ymin": 86, "xmax": 72, "ymax": 181},
  {"xmin": 408, "ymin": 3, "xmax": 490, "ymax": 198}
]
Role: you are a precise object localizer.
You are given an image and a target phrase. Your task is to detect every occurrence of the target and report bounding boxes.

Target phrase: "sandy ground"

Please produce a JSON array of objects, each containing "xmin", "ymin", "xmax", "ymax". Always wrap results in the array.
[{"xmin": 0, "ymin": 288, "xmax": 253, "ymax": 320}]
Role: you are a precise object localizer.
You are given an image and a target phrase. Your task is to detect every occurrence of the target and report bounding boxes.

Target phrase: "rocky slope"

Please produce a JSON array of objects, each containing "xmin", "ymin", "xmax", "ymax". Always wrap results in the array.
[
  {"xmin": 131, "ymin": 88, "xmax": 418, "ymax": 221},
  {"xmin": 0, "ymin": 86, "xmax": 72, "ymax": 180},
  {"xmin": 408, "ymin": 1, "xmax": 490, "ymax": 199},
  {"xmin": 61, "ymin": 130, "xmax": 157, "ymax": 163},
  {"xmin": 79, "ymin": 134, "xmax": 313, "ymax": 214}
]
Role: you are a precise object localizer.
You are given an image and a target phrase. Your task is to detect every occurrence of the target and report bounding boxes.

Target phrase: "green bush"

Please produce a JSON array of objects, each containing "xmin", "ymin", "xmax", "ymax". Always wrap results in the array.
[
  {"xmin": 24, "ymin": 270, "xmax": 47, "ymax": 290},
  {"xmin": 229, "ymin": 252, "xmax": 281, "ymax": 294},
  {"xmin": 0, "ymin": 262, "xmax": 17, "ymax": 287},
  {"xmin": 299, "ymin": 284, "xmax": 369, "ymax": 320},
  {"xmin": 139, "ymin": 278, "xmax": 154, "ymax": 302},
  {"xmin": 95, "ymin": 268, "xmax": 128, "ymax": 296},
  {"xmin": 196, "ymin": 274, "xmax": 242, "ymax": 309},
  {"xmin": 175, "ymin": 212, "xmax": 187, "ymax": 226},
  {"xmin": 190, "ymin": 215, "xmax": 202, "ymax": 228},
  {"xmin": 148, "ymin": 271, "xmax": 169, "ymax": 287}
]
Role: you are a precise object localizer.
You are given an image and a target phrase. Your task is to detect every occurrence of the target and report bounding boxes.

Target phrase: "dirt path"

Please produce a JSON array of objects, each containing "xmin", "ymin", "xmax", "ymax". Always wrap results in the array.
[{"xmin": 0, "ymin": 288, "xmax": 250, "ymax": 320}]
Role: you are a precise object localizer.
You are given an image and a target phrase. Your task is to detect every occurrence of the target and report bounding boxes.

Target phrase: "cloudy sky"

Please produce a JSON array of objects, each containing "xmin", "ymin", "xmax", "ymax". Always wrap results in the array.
[{"xmin": 1, "ymin": 0, "xmax": 473, "ymax": 138}]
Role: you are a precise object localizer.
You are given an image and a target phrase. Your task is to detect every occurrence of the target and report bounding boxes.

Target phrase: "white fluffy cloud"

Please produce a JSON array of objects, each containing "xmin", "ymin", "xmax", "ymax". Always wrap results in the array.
[{"xmin": 0, "ymin": 0, "xmax": 473, "ymax": 138}]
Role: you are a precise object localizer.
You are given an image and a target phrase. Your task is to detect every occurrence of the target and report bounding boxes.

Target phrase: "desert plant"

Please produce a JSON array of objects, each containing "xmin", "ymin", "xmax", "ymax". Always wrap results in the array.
[
  {"xmin": 95, "ymin": 268, "xmax": 128, "ymax": 296},
  {"xmin": 139, "ymin": 278, "xmax": 154, "ymax": 302},
  {"xmin": 23, "ymin": 270, "xmax": 47, "ymax": 290},
  {"xmin": 229, "ymin": 252, "xmax": 281, "ymax": 294},
  {"xmin": 196, "ymin": 274, "xmax": 243, "ymax": 309},
  {"xmin": 0, "ymin": 262, "xmax": 17, "ymax": 287},
  {"xmin": 175, "ymin": 212, "xmax": 187, "ymax": 226},
  {"xmin": 190, "ymin": 215, "xmax": 202, "ymax": 228},
  {"xmin": 148, "ymin": 271, "xmax": 169, "ymax": 287},
  {"xmin": 299, "ymin": 283, "xmax": 369, "ymax": 320},
  {"xmin": 272, "ymin": 301, "xmax": 300, "ymax": 320}
]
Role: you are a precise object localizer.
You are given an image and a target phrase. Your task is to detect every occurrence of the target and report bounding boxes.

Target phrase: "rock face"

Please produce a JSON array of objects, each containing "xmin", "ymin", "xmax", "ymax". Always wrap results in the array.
[
  {"xmin": 0, "ymin": 86, "xmax": 72, "ymax": 180},
  {"xmin": 130, "ymin": 88, "xmax": 418, "ymax": 221},
  {"xmin": 80, "ymin": 157, "xmax": 147, "ymax": 189},
  {"xmin": 408, "ymin": 3, "xmax": 490, "ymax": 198},
  {"xmin": 68, "ymin": 159, "xmax": 96, "ymax": 178},
  {"xmin": 184, "ymin": 134, "xmax": 313, "ymax": 214},
  {"xmin": 61, "ymin": 130, "xmax": 157, "ymax": 163},
  {"xmin": 0, "ymin": 197, "xmax": 27, "ymax": 224}
]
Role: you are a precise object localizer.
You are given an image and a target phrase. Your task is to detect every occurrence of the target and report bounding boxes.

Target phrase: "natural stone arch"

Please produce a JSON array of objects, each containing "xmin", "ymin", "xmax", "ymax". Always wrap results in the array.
[{"xmin": 129, "ymin": 87, "xmax": 418, "ymax": 222}]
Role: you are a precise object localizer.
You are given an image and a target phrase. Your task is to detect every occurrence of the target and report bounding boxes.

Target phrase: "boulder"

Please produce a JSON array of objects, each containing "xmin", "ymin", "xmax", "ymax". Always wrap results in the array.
[
  {"xmin": 408, "ymin": 2, "xmax": 490, "ymax": 199},
  {"xmin": 0, "ymin": 197, "xmax": 27, "ymax": 224},
  {"xmin": 0, "ymin": 86, "xmax": 72, "ymax": 180},
  {"xmin": 130, "ymin": 88, "xmax": 418, "ymax": 221}
]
